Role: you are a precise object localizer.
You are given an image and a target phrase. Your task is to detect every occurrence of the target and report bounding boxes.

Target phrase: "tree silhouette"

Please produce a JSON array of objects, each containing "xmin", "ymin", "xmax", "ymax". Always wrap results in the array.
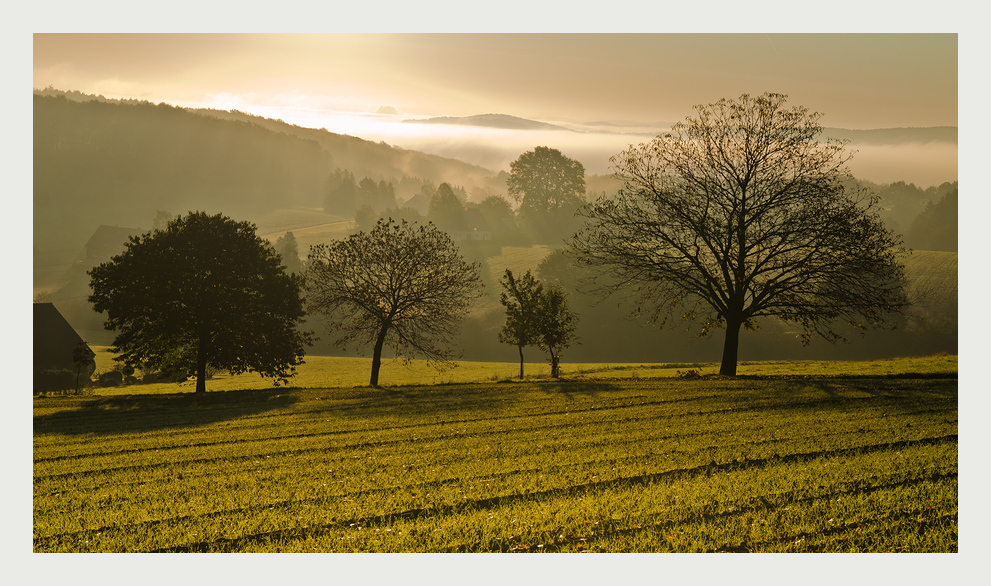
[
  {"xmin": 497, "ymin": 269, "xmax": 544, "ymax": 378},
  {"xmin": 428, "ymin": 182, "xmax": 466, "ymax": 234},
  {"xmin": 274, "ymin": 231, "xmax": 303, "ymax": 274},
  {"xmin": 498, "ymin": 269, "xmax": 578, "ymax": 378},
  {"xmin": 571, "ymin": 93, "xmax": 907, "ymax": 376},
  {"xmin": 537, "ymin": 287, "xmax": 578, "ymax": 378},
  {"xmin": 507, "ymin": 146, "xmax": 586, "ymax": 240},
  {"xmin": 305, "ymin": 218, "xmax": 484, "ymax": 386},
  {"xmin": 89, "ymin": 212, "xmax": 312, "ymax": 393}
]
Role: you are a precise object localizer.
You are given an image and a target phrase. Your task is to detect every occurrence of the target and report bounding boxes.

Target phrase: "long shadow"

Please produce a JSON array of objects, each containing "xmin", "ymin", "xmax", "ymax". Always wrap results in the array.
[
  {"xmin": 359, "ymin": 379, "xmax": 622, "ymax": 418},
  {"xmin": 33, "ymin": 388, "xmax": 302, "ymax": 436},
  {"xmin": 679, "ymin": 375, "xmax": 958, "ymax": 415}
]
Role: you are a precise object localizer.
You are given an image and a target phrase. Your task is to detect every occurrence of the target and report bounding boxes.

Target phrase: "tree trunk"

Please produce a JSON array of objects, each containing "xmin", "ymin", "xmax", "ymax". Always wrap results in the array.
[
  {"xmin": 518, "ymin": 345, "xmax": 525, "ymax": 379},
  {"xmin": 369, "ymin": 323, "xmax": 390, "ymax": 387},
  {"xmin": 719, "ymin": 315, "xmax": 742, "ymax": 376},
  {"xmin": 550, "ymin": 348, "xmax": 560, "ymax": 378},
  {"xmin": 196, "ymin": 332, "xmax": 207, "ymax": 393}
]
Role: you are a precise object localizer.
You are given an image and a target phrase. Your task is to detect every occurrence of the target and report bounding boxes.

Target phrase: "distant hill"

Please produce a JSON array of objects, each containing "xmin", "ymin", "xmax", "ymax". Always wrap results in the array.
[
  {"xmin": 33, "ymin": 90, "xmax": 503, "ymax": 271},
  {"xmin": 196, "ymin": 108, "xmax": 498, "ymax": 187},
  {"xmin": 822, "ymin": 127, "xmax": 957, "ymax": 145},
  {"xmin": 403, "ymin": 114, "xmax": 573, "ymax": 132}
]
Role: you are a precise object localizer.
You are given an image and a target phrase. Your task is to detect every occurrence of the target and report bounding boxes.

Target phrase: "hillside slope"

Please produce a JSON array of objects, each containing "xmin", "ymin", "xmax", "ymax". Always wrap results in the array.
[{"xmin": 33, "ymin": 92, "xmax": 502, "ymax": 271}]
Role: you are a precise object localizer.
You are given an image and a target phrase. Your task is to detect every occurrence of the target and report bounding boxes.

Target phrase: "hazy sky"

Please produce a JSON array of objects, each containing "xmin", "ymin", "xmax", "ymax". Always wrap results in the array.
[{"xmin": 34, "ymin": 33, "xmax": 957, "ymax": 129}]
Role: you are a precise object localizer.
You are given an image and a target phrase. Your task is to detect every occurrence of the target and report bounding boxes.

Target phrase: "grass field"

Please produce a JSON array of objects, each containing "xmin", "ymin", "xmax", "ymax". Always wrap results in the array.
[{"xmin": 33, "ymin": 356, "xmax": 957, "ymax": 553}]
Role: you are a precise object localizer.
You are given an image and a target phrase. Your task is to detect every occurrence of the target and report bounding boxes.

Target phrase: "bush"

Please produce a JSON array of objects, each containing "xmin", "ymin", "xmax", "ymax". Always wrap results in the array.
[
  {"xmin": 34, "ymin": 369, "xmax": 77, "ymax": 394},
  {"xmin": 98, "ymin": 370, "xmax": 124, "ymax": 387}
]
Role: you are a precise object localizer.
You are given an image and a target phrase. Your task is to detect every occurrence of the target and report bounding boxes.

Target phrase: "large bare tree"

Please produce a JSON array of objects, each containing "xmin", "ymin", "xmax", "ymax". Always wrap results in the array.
[
  {"xmin": 571, "ymin": 93, "xmax": 907, "ymax": 376},
  {"xmin": 305, "ymin": 218, "xmax": 484, "ymax": 386}
]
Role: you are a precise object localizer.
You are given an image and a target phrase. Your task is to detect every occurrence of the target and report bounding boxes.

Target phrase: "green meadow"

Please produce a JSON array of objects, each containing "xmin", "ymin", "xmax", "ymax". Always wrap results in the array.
[{"xmin": 33, "ymin": 355, "xmax": 957, "ymax": 552}]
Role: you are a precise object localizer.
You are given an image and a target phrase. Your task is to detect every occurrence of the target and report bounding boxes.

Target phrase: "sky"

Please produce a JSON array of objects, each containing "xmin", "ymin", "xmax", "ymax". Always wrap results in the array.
[
  {"xmin": 32, "ymin": 34, "xmax": 959, "ymax": 183},
  {"xmin": 34, "ymin": 33, "xmax": 956, "ymax": 128}
]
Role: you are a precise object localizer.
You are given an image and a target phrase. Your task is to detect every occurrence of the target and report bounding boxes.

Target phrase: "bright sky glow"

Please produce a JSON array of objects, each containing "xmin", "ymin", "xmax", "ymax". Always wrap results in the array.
[{"xmin": 33, "ymin": 33, "xmax": 959, "ymax": 183}]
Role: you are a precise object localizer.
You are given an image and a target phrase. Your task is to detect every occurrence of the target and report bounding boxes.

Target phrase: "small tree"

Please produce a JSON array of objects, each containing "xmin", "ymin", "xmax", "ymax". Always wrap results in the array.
[
  {"xmin": 72, "ymin": 340, "xmax": 95, "ymax": 392},
  {"xmin": 571, "ymin": 93, "xmax": 907, "ymax": 375},
  {"xmin": 428, "ymin": 182, "xmax": 466, "ymax": 234},
  {"xmin": 305, "ymin": 218, "xmax": 484, "ymax": 386},
  {"xmin": 89, "ymin": 212, "xmax": 312, "ymax": 393},
  {"xmin": 537, "ymin": 287, "xmax": 579, "ymax": 378},
  {"xmin": 324, "ymin": 168, "xmax": 358, "ymax": 216},
  {"xmin": 274, "ymin": 231, "xmax": 303, "ymax": 274},
  {"xmin": 497, "ymin": 269, "xmax": 543, "ymax": 378}
]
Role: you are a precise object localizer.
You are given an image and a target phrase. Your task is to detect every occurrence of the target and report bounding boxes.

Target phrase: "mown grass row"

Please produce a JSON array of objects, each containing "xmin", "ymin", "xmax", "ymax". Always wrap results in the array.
[
  {"xmin": 74, "ymin": 351, "xmax": 958, "ymax": 396},
  {"xmin": 34, "ymin": 374, "xmax": 957, "ymax": 552}
]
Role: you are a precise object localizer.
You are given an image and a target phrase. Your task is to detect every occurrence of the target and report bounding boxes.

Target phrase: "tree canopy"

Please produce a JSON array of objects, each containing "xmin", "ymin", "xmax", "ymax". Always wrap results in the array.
[
  {"xmin": 88, "ymin": 211, "xmax": 312, "ymax": 392},
  {"xmin": 428, "ymin": 182, "xmax": 467, "ymax": 233},
  {"xmin": 535, "ymin": 287, "xmax": 579, "ymax": 378},
  {"xmin": 497, "ymin": 269, "xmax": 544, "ymax": 378},
  {"xmin": 274, "ymin": 231, "xmax": 303, "ymax": 274},
  {"xmin": 498, "ymin": 269, "xmax": 578, "ymax": 378},
  {"xmin": 571, "ymin": 93, "xmax": 907, "ymax": 376},
  {"xmin": 507, "ymin": 146, "xmax": 586, "ymax": 241},
  {"xmin": 305, "ymin": 218, "xmax": 484, "ymax": 386}
]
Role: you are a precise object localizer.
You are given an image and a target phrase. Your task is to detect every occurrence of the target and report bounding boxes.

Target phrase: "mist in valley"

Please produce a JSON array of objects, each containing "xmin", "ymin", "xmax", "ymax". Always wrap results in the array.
[{"xmin": 234, "ymin": 103, "xmax": 958, "ymax": 187}]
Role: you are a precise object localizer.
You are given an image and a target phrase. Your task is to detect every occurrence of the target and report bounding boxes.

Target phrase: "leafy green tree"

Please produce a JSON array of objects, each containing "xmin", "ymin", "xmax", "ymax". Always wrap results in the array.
[
  {"xmin": 324, "ymin": 169, "xmax": 357, "ymax": 216},
  {"xmin": 357, "ymin": 177, "xmax": 398, "ymax": 212},
  {"xmin": 537, "ymin": 287, "xmax": 579, "ymax": 378},
  {"xmin": 571, "ymin": 93, "xmax": 907, "ymax": 376},
  {"xmin": 88, "ymin": 212, "xmax": 312, "ymax": 393},
  {"xmin": 497, "ymin": 269, "xmax": 544, "ymax": 378},
  {"xmin": 507, "ymin": 146, "xmax": 586, "ymax": 241},
  {"xmin": 305, "ymin": 218, "xmax": 484, "ymax": 386},
  {"xmin": 428, "ymin": 182, "xmax": 466, "ymax": 233},
  {"xmin": 355, "ymin": 204, "xmax": 376, "ymax": 231},
  {"xmin": 906, "ymin": 188, "xmax": 958, "ymax": 252},
  {"xmin": 478, "ymin": 195, "xmax": 519, "ymax": 242},
  {"xmin": 72, "ymin": 341, "xmax": 95, "ymax": 392},
  {"xmin": 274, "ymin": 231, "xmax": 303, "ymax": 274},
  {"xmin": 151, "ymin": 210, "xmax": 174, "ymax": 231}
]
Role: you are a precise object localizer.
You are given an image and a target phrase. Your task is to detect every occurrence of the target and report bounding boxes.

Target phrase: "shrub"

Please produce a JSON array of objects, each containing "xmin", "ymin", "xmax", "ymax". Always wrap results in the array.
[{"xmin": 98, "ymin": 370, "xmax": 124, "ymax": 387}]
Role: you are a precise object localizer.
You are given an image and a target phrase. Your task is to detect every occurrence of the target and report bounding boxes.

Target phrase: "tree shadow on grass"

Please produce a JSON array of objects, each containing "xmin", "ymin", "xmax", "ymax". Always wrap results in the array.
[
  {"xmin": 343, "ymin": 379, "xmax": 623, "ymax": 420},
  {"xmin": 33, "ymin": 388, "xmax": 302, "ymax": 436},
  {"xmin": 705, "ymin": 375, "xmax": 958, "ymax": 416},
  {"xmin": 533, "ymin": 379, "xmax": 622, "ymax": 400}
]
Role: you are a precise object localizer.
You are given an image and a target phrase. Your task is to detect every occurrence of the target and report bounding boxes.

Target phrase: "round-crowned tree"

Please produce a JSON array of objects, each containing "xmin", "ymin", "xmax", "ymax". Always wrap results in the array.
[
  {"xmin": 305, "ymin": 218, "xmax": 484, "ymax": 386},
  {"xmin": 88, "ymin": 211, "xmax": 312, "ymax": 393},
  {"xmin": 507, "ymin": 146, "xmax": 586, "ymax": 241}
]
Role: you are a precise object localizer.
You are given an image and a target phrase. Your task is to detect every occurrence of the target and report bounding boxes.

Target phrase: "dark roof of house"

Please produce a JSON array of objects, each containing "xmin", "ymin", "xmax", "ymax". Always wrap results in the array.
[{"xmin": 34, "ymin": 303, "xmax": 94, "ymax": 372}]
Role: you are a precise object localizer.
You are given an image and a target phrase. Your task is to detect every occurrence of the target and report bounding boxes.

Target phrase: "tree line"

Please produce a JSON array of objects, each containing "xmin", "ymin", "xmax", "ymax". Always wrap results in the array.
[{"xmin": 87, "ymin": 93, "xmax": 921, "ymax": 389}]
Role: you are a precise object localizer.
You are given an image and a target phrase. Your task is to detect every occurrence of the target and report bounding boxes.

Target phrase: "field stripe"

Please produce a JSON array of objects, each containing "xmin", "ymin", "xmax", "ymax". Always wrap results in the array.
[{"xmin": 127, "ymin": 435, "xmax": 955, "ymax": 553}]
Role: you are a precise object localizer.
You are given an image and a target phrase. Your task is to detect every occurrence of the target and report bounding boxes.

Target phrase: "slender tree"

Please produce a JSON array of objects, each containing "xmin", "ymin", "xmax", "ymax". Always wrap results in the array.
[
  {"xmin": 497, "ymin": 269, "xmax": 544, "ymax": 378},
  {"xmin": 536, "ymin": 287, "xmax": 579, "ymax": 378},
  {"xmin": 88, "ymin": 212, "xmax": 312, "ymax": 393},
  {"xmin": 571, "ymin": 93, "xmax": 907, "ymax": 376},
  {"xmin": 305, "ymin": 218, "xmax": 484, "ymax": 386},
  {"xmin": 274, "ymin": 231, "xmax": 303, "ymax": 274}
]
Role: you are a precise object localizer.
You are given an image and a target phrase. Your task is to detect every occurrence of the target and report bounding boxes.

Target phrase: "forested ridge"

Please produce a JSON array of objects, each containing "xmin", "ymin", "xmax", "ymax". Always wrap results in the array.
[{"xmin": 33, "ymin": 91, "xmax": 500, "ymax": 268}]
